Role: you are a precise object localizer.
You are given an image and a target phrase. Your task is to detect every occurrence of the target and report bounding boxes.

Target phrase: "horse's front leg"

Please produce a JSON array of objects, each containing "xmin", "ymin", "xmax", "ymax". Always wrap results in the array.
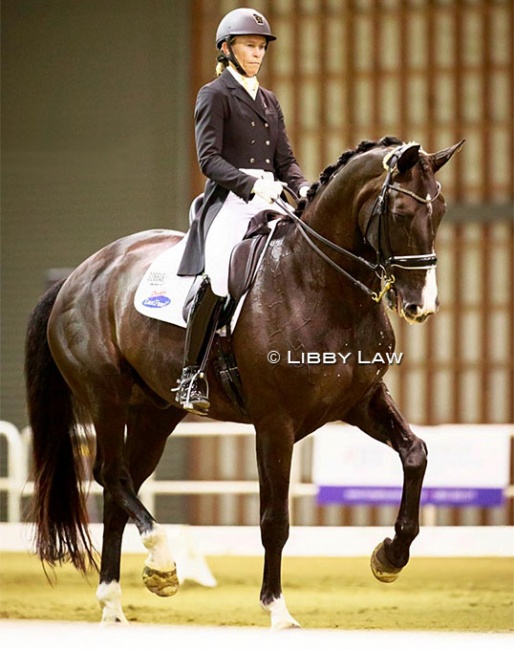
[
  {"xmin": 255, "ymin": 419, "xmax": 300, "ymax": 630},
  {"xmin": 346, "ymin": 381, "xmax": 428, "ymax": 582}
]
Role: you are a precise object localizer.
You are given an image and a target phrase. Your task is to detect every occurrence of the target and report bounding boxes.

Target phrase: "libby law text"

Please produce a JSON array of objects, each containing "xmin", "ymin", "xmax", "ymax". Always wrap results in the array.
[{"xmin": 284, "ymin": 350, "xmax": 404, "ymax": 365}]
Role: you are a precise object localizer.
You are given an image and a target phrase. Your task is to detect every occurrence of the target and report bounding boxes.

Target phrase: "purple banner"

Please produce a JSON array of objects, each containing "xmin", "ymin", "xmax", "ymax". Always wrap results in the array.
[{"xmin": 317, "ymin": 486, "xmax": 505, "ymax": 507}]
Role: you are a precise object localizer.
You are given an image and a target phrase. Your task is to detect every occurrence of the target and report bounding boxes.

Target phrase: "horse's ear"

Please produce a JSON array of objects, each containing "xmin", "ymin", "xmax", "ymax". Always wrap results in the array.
[
  {"xmin": 429, "ymin": 140, "xmax": 465, "ymax": 172},
  {"xmin": 396, "ymin": 143, "xmax": 421, "ymax": 174}
]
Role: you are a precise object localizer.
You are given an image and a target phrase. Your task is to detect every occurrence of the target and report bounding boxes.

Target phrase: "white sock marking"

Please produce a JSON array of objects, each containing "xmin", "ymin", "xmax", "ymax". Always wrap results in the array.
[
  {"xmin": 262, "ymin": 594, "xmax": 301, "ymax": 630},
  {"xmin": 96, "ymin": 581, "xmax": 128, "ymax": 624},
  {"xmin": 141, "ymin": 523, "xmax": 175, "ymax": 572}
]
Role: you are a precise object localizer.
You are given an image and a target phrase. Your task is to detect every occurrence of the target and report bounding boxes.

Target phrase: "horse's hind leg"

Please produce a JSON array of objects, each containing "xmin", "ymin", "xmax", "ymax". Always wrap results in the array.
[
  {"xmin": 346, "ymin": 382, "xmax": 427, "ymax": 582},
  {"xmin": 95, "ymin": 400, "xmax": 185, "ymax": 623}
]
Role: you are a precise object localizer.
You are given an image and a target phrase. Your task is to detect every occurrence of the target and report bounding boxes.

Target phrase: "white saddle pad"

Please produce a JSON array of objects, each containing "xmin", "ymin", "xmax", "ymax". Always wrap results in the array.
[
  {"xmin": 134, "ymin": 236, "xmax": 193, "ymax": 328},
  {"xmin": 134, "ymin": 220, "xmax": 279, "ymax": 329}
]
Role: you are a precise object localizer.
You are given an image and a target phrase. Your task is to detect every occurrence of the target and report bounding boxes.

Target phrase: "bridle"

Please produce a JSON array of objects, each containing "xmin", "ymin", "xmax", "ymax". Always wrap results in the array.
[
  {"xmin": 369, "ymin": 146, "xmax": 441, "ymax": 274},
  {"xmin": 276, "ymin": 144, "xmax": 442, "ymax": 304}
]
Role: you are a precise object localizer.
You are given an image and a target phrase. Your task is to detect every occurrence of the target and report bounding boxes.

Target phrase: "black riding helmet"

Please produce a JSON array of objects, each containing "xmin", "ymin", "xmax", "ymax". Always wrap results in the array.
[{"xmin": 216, "ymin": 8, "xmax": 276, "ymax": 76}]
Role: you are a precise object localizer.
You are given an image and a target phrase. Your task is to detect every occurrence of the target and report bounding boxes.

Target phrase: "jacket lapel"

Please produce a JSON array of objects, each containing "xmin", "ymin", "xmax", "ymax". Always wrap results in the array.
[{"xmin": 221, "ymin": 69, "xmax": 268, "ymax": 122}]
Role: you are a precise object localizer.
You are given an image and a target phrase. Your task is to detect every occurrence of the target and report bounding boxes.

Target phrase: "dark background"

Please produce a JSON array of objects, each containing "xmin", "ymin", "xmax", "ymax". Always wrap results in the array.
[{"xmin": 2, "ymin": 0, "xmax": 191, "ymax": 427}]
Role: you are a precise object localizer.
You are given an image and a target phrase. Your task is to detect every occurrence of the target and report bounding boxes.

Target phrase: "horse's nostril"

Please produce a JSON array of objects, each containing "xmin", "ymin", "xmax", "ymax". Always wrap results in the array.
[{"xmin": 404, "ymin": 303, "xmax": 420, "ymax": 317}]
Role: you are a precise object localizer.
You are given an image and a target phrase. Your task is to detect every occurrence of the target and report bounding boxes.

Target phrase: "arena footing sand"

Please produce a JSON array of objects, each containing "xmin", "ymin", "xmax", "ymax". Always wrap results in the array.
[{"xmin": 1, "ymin": 554, "xmax": 512, "ymax": 632}]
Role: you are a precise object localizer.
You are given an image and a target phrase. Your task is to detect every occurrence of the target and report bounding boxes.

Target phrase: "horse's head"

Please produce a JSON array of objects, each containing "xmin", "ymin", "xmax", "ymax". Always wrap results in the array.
[{"xmin": 360, "ymin": 139, "xmax": 464, "ymax": 324}]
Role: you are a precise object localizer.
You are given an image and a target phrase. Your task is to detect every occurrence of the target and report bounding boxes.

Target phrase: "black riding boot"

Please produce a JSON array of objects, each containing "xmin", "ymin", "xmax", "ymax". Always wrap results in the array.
[{"xmin": 175, "ymin": 276, "xmax": 224, "ymax": 414}]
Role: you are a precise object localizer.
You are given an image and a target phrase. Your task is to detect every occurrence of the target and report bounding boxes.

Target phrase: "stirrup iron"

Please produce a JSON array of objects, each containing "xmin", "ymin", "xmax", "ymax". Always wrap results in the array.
[{"xmin": 177, "ymin": 368, "xmax": 210, "ymax": 414}]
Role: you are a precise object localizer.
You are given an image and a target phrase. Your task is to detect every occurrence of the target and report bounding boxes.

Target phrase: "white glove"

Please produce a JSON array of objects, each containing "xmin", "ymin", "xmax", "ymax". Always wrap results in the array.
[
  {"xmin": 252, "ymin": 178, "xmax": 286, "ymax": 204},
  {"xmin": 299, "ymin": 185, "xmax": 310, "ymax": 198}
]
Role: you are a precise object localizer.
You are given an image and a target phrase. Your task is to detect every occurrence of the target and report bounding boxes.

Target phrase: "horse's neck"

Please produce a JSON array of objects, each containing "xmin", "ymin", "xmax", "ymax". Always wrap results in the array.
[
  {"xmin": 290, "ymin": 180, "xmax": 369, "ymax": 281},
  {"xmin": 303, "ymin": 181, "xmax": 361, "ymax": 251},
  {"xmin": 276, "ymin": 175, "xmax": 384, "ymax": 321}
]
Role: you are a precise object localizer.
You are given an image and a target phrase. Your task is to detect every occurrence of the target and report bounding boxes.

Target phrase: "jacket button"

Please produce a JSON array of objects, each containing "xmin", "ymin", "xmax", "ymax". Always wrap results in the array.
[
  {"xmin": 265, "ymin": 158, "xmax": 270, "ymax": 164},
  {"xmin": 249, "ymin": 157, "xmax": 255, "ymax": 163},
  {"xmin": 251, "ymin": 121, "xmax": 256, "ymax": 127},
  {"xmin": 251, "ymin": 140, "xmax": 256, "ymax": 144},
  {"xmin": 265, "ymin": 140, "xmax": 270, "ymax": 145},
  {"xmin": 264, "ymin": 122, "xmax": 269, "ymax": 128}
]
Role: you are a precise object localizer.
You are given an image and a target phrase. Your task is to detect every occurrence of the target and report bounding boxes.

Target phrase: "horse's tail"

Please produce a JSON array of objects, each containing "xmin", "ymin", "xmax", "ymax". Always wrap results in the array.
[{"xmin": 25, "ymin": 280, "xmax": 98, "ymax": 573}]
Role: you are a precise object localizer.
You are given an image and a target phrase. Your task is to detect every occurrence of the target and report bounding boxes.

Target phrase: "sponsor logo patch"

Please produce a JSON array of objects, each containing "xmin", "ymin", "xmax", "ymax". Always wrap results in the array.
[
  {"xmin": 142, "ymin": 295, "xmax": 171, "ymax": 308},
  {"xmin": 147, "ymin": 271, "xmax": 167, "ymax": 286}
]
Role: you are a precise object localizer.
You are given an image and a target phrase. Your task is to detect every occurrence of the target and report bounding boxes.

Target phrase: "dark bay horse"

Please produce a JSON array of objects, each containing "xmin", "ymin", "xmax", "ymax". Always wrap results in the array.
[{"xmin": 25, "ymin": 136, "xmax": 463, "ymax": 628}]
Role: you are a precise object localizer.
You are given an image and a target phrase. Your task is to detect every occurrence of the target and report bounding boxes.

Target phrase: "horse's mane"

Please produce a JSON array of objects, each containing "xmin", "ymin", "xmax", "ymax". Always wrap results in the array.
[{"xmin": 296, "ymin": 135, "xmax": 403, "ymax": 216}]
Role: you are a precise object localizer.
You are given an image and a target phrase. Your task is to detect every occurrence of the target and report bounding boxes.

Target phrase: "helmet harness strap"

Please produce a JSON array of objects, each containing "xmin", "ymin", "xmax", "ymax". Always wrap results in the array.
[{"xmin": 224, "ymin": 40, "xmax": 249, "ymax": 77}]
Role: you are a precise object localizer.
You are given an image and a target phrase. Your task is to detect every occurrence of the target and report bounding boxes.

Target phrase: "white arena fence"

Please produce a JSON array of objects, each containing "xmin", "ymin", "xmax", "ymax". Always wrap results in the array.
[
  {"xmin": 0, "ymin": 420, "xmax": 308, "ymax": 523},
  {"xmin": 1, "ymin": 420, "xmax": 513, "ymax": 536}
]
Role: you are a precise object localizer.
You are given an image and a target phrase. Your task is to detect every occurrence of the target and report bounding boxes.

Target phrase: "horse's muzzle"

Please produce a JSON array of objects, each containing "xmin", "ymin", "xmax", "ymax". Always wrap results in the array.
[
  {"xmin": 402, "ymin": 302, "xmax": 432, "ymax": 324},
  {"xmin": 386, "ymin": 286, "xmax": 439, "ymax": 324}
]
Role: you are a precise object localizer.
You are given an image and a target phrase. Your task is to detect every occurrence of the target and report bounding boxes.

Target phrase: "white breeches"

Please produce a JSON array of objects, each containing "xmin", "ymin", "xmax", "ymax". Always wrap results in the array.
[{"xmin": 203, "ymin": 183, "xmax": 288, "ymax": 298}]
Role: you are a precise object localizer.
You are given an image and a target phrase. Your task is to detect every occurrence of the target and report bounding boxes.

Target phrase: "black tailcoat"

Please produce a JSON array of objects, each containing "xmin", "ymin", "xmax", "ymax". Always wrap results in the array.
[{"xmin": 178, "ymin": 68, "xmax": 308, "ymax": 276}]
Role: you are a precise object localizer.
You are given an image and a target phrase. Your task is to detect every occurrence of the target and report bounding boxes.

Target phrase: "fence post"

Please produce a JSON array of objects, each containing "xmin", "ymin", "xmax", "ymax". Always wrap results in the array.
[{"xmin": 0, "ymin": 421, "xmax": 24, "ymax": 522}]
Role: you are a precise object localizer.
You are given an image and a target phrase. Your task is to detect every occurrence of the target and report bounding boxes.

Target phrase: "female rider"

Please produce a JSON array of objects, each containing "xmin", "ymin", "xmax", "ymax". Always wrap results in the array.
[{"xmin": 176, "ymin": 7, "xmax": 310, "ymax": 414}]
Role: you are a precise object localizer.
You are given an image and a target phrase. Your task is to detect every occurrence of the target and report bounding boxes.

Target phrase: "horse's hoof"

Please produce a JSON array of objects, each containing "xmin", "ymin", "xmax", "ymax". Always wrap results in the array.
[
  {"xmin": 272, "ymin": 619, "xmax": 302, "ymax": 631},
  {"xmin": 370, "ymin": 538, "xmax": 403, "ymax": 583},
  {"xmin": 101, "ymin": 614, "xmax": 129, "ymax": 625},
  {"xmin": 142, "ymin": 565, "xmax": 179, "ymax": 597}
]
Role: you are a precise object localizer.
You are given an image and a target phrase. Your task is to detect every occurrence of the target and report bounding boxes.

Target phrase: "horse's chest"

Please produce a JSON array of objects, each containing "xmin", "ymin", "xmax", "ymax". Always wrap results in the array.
[{"xmin": 285, "ymin": 313, "xmax": 394, "ymax": 385}]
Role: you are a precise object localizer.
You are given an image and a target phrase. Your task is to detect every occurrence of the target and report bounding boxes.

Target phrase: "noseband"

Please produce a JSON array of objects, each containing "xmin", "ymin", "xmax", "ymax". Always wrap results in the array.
[{"xmin": 278, "ymin": 144, "xmax": 441, "ymax": 303}]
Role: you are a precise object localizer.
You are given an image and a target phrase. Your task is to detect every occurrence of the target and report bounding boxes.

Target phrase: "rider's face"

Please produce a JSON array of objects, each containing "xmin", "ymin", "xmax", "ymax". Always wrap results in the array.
[{"xmin": 224, "ymin": 35, "xmax": 267, "ymax": 77}]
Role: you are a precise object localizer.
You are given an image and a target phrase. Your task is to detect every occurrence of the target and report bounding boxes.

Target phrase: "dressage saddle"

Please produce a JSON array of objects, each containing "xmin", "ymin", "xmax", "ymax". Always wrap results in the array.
[
  {"xmin": 181, "ymin": 204, "xmax": 284, "ymax": 417},
  {"xmin": 182, "ymin": 204, "xmax": 281, "ymax": 320}
]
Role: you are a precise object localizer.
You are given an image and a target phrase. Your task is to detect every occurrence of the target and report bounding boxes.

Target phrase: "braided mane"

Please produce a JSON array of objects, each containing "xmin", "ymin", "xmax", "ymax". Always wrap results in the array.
[{"xmin": 296, "ymin": 135, "xmax": 403, "ymax": 216}]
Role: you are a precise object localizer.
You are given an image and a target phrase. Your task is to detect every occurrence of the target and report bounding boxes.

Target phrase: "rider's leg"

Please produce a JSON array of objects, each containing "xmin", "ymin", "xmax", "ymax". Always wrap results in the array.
[{"xmin": 176, "ymin": 276, "xmax": 224, "ymax": 413}]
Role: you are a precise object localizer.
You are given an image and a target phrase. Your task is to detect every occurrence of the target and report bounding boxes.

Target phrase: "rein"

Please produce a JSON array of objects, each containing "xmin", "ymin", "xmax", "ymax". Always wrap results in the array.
[
  {"xmin": 278, "ymin": 144, "xmax": 441, "ymax": 303},
  {"xmin": 276, "ymin": 194, "xmax": 390, "ymax": 302}
]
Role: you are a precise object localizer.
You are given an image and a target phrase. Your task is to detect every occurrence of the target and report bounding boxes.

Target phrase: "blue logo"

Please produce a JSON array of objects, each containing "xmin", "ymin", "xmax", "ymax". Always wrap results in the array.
[{"xmin": 142, "ymin": 295, "xmax": 171, "ymax": 308}]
